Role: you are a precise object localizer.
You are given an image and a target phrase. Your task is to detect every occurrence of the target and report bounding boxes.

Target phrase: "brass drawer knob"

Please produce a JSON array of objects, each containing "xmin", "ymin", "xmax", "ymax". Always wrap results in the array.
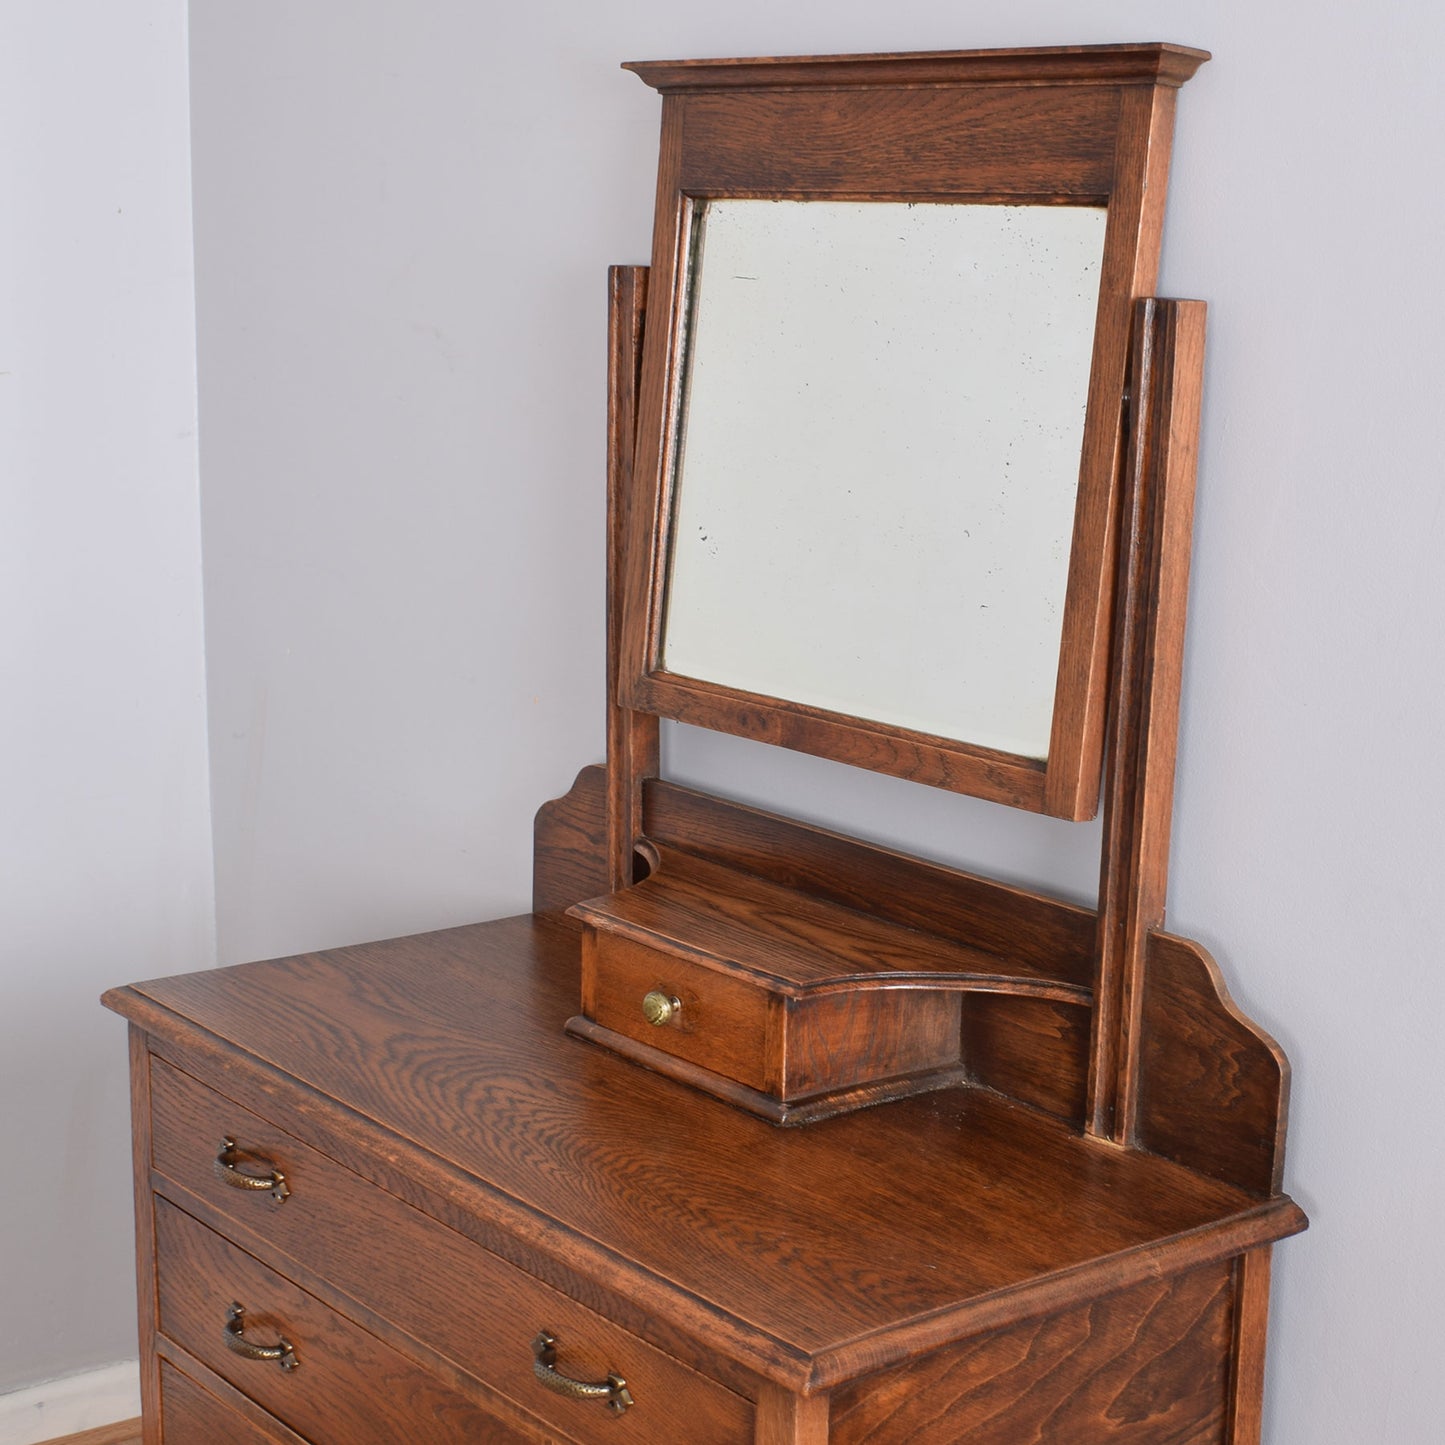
[
  {"xmin": 641, "ymin": 990, "xmax": 680, "ymax": 1027},
  {"xmin": 532, "ymin": 1329, "xmax": 633, "ymax": 1413},
  {"xmin": 215, "ymin": 1136, "xmax": 291, "ymax": 1203},
  {"xmin": 224, "ymin": 1302, "xmax": 300, "ymax": 1371}
]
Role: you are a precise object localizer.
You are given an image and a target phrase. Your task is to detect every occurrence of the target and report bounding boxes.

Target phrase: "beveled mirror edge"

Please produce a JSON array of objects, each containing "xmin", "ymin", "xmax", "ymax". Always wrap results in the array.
[{"xmin": 617, "ymin": 46, "xmax": 1208, "ymax": 823}]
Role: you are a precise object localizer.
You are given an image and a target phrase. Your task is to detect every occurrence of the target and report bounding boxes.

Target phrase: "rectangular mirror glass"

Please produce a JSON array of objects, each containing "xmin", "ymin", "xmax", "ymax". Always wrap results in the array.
[{"xmin": 660, "ymin": 199, "xmax": 1106, "ymax": 760}]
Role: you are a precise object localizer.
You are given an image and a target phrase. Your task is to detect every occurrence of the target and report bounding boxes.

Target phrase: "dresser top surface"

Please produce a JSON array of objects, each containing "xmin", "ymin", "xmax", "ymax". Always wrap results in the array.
[{"xmin": 107, "ymin": 914, "xmax": 1300, "ymax": 1385}]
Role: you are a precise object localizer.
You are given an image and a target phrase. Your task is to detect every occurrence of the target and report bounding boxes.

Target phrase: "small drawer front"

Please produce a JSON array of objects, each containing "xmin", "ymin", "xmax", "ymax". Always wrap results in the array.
[
  {"xmin": 585, "ymin": 928, "xmax": 773, "ymax": 1091},
  {"xmin": 149, "ymin": 1057, "xmax": 753, "ymax": 1444},
  {"xmin": 155, "ymin": 1198, "xmax": 522, "ymax": 1444}
]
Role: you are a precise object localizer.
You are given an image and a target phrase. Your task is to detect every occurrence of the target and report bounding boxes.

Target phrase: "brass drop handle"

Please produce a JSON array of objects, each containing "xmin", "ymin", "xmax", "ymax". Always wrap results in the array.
[
  {"xmin": 215, "ymin": 1137, "xmax": 290, "ymax": 1202},
  {"xmin": 224, "ymin": 1302, "xmax": 300, "ymax": 1371},
  {"xmin": 641, "ymin": 990, "xmax": 680, "ymax": 1027},
  {"xmin": 531, "ymin": 1330, "xmax": 634, "ymax": 1413}
]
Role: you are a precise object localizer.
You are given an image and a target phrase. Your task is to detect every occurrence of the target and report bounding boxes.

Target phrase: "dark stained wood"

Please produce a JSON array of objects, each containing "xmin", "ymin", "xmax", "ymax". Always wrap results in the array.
[
  {"xmin": 154, "ymin": 1199, "xmax": 536, "ymax": 1444},
  {"xmin": 1226, "ymin": 1248, "xmax": 1274, "ymax": 1445},
  {"xmin": 107, "ymin": 919, "xmax": 1304, "ymax": 1398},
  {"xmin": 625, "ymin": 671, "xmax": 1054, "ymax": 812},
  {"xmin": 106, "ymin": 44, "xmax": 1309, "ymax": 1440},
  {"xmin": 158, "ymin": 1347, "xmax": 436, "ymax": 1444},
  {"xmin": 624, "ymin": 44, "xmax": 1211, "ymax": 94},
  {"xmin": 1089, "ymin": 300, "xmax": 1207, "ymax": 1142},
  {"xmin": 619, "ymin": 89, "xmax": 685, "ymax": 787},
  {"xmin": 124, "ymin": 1026, "xmax": 161, "ymax": 1445},
  {"xmin": 574, "ymin": 850, "xmax": 1090, "ymax": 995},
  {"xmin": 575, "ymin": 914, "xmax": 969, "ymax": 1116},
  {"xmin": 1043, "ymin": 88, "xmax": 1185, "ymax": 818},
  {"xmin": 673, "ymin": 86, "xmax": 1118, "ymax": 199},
  {"xmin": 581, "ymin": 924, "xmax": 777, "ymax": 1091},
  {"xmin": 643, "ymin": 778, "xmax": 1096, "ymax": 983},
  {"xmin": 158, "ymin": 1360, "xmax": 301, "ymax": 1445},
  {"xmin": 565, "ymin": 1010, "xmax": 969, "ymax": 1129},
  {"xmin": 571, "ymin": 846, "xmax": 1088, "ymax": 1118},
  {"xmin": 1139, "ymin": 933, "xmax": 1292, "ymax": 1198},
  {"xmin": 532, "ymin": 764, "xmax": 610, "ymax": 918},
  {"xmin": 545, "ymin": 764, "xmax": 1096, "ymax": 982},
  {"xmin": 534, "ymin": 764, "xmax": 1292, "ymax": 1170},
  {"xmin": 149, "ymin": 1057, "xmax": 752, "ymax": 1444},
  {"xmin": 619, "ymin": 46, "xmax": 1209, "ymax": 819},
  {"xmin": 605, "ymin": 265, "xmax": 658, "ymax": 892},
  {"xmin": 961, "ymin": 994, "xmax": 1090, "ymax": 1126},
  {"xmin": 756, "ymin": 1383, "xmax": 830, "ymax": 1445},
  {"xmin": 829, "ymin": 1262, "xmax": 1233, "ymax": 1444}
]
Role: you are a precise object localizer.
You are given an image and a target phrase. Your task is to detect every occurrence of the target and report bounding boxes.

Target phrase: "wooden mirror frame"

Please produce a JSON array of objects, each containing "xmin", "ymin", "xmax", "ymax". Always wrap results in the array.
[{"xmin": 617, "ymin": 44, "xmax": 1209, "ymax": 821}]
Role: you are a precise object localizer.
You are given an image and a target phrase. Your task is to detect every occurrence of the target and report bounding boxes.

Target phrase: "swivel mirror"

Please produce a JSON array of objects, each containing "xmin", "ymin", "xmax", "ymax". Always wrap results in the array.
[
  {"xmin": 619, "ymin": 44, "xmax": 1212, "ymax": 821},
  {"xmin": 663, "ymin": 197, "xmax": 1105, "ymax": 762}
]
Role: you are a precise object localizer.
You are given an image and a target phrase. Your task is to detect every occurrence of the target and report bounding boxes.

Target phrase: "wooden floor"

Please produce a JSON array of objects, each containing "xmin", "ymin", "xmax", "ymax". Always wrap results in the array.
[{"xmin": 36, "ymin": 1419, "xmax": 142, "ymax": 1445}]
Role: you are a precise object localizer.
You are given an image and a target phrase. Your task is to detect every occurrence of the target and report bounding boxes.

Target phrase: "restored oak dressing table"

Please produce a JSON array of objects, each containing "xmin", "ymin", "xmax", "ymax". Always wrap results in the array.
[{"xmin": 106, "ymin": 45, "xmax": 1306, "ymax": 1443}]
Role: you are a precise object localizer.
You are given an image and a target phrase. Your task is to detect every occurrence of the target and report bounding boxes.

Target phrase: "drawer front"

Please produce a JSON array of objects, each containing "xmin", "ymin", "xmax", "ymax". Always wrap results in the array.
[
  {"xmin": 159, "ymin": 1359, "xmax": 302, "ymax": 1445},
  {"xmin": 156, "ymin": 1198, "xmax": 527, "ymax": 1443},
  {"xmin": 585, "ymin": 928, "xmax": 773, "ymax": 1091},
  {"xmin": 149, "ymin": 1057, "xmax": 753, "ymax": 1444}
]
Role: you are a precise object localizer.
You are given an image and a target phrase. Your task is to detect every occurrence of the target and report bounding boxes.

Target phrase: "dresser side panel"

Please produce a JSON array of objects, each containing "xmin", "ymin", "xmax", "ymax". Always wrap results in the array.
[{"xmin": 829, "ymin": 1261, "xmax": 1234, "ymax": 1444}]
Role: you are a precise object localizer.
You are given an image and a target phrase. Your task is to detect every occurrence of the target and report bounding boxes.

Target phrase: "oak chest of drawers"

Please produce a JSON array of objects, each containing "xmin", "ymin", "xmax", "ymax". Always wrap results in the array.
[
  {"xmin": 106, "ymin": 41, "xmax": 1310, "ymax": 1442},
  {"xmin": 106, "ymin": 768, "xmax": 1304, "ymax": 1445}
]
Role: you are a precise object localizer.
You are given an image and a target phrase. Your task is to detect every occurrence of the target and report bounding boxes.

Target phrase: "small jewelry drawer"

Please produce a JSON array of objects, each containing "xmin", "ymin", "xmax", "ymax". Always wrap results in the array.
[
  {"xmin": 569, "ymin": 908, "xmax": 968, "ymax": 1124},
  {"xmin": 148, "ymin": 1057, "xmax": 754, "ymax": 1443},
  {"xmin": 582, "ymin": 927, "xmax": 775, "ymax": 1092}
]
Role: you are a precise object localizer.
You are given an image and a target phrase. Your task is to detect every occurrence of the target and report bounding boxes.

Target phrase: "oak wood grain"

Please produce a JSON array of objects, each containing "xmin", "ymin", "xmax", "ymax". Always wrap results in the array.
[
  {"xmin": 158, "ymin": 1360, "xmax": 295, "ymax": 1445},
  {"xmin": 641, "ymin": 778, "xmax": 1096, "ymax": 982},
  {"xmin": 961, "ymin": 994, "xmax": 1091, "ymax": 1125},
  {"xmin": 532, "ymin": 765, "xmax": 611, "ymax": 919},
  {"xmin": 157, "ymin": 1350, "xmax": 390, "ymax": 1444},
  {"xmin": 584, "ymin": 925, "xmax": 776, "ymax": 1091},
  {"xmin": 571, "ymin": 843, "xmax": 1093, "ymax": 1116},
  {"xmin": 147, "ymin": 1055, "xmax": 752, "ymax": 1444},
  {"xmin": 829, "ymin": 1262, "xmax": 1233, "ymax": 1444},
  {"xmin": 1043, "ymin": 88, "xmax": 1184, "ymax": 819},
  {"xmin": 1089, "ymin": 300, "xmax": 1207, "ymax": 1142},
  {"xmin": 574, "ymin": 850, "xmax": 1090, "ymax": 996},
  {"xmin": 154, "ymin": 1199, "xmax": 538, "ymax": 1443},
  {"xmin": 1139, "ymin": 934, "xmax": 1292, "ymax": 1198},
  {"xmin": 107, "ymin": 916, "xmax": 1303, "ymax": 1395},
  {"xmin": 755, "ymin": 1384, "xmax": 830, "ymax": 1445},
  {"xmin": 538, "ymin": 765, "xmax": 1293, "ymax": 1184},
  {"xmin": 1226, "ymin": 1248, "xmax": 1273, "ymax": 1445},
  {"xmin": 673, "ymin": 86, "xmax": 1117, "ymax": 199},
  {"xmin": 605, "ymin": 265, "xmax": 658, "ymax": 892}
]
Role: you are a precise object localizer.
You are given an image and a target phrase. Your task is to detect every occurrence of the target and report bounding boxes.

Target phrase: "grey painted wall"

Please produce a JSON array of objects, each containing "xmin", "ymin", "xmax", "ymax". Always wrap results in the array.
[
  {"xmin": 0, "ymin": 0, "xmax": 213, "ymax": 1397},
  {"xmin": 197, "ymin": 2, "xmax": 1445, "ymax": 1441}
]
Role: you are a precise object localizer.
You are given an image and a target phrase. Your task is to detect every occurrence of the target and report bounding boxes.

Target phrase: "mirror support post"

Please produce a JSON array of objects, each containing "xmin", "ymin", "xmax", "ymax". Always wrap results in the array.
[
  {"xmin": 606, "ymin": 266, "xmax": 659, "ymax": 891},
  {"xmin": 1087, "ymin": 297, "xmax": 1207, "ymax": 1143}
]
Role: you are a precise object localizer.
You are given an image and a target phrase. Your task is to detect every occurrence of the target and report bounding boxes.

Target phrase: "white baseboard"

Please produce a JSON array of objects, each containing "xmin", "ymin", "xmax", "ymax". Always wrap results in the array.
[{"xmin": 0, "ymin": 1361, "xmax": 141, "ymax": 1445}]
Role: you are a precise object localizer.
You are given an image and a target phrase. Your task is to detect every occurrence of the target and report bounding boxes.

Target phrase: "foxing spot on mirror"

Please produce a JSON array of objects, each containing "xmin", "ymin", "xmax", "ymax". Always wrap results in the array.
[{"xmin": 662, "ymin": 198, "xmax": 1106, "ymax": 762}]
